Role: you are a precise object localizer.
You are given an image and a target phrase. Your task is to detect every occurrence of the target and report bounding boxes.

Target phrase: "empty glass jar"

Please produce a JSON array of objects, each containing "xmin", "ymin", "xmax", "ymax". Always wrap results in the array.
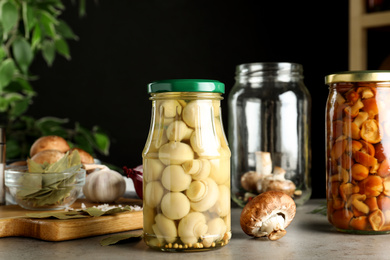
[
  {"xmin": 228, "ymin": 62, "xmax": 312, "ymax": 207},
  {"xmin": 142, "ymin": 79, "xmax": 231, "ymax": 251}
]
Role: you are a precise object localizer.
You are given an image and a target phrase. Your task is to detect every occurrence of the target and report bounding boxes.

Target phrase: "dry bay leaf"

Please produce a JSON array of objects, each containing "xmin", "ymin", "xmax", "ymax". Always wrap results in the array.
[{"xmin": 100, "ymin": 231, "xmax": 143, "ymax": 246}]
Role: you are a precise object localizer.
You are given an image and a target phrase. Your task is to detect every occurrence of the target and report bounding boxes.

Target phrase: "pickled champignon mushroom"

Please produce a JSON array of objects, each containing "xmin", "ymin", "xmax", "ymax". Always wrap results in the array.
[
  {"xmin": 209, "ymin": 158, "xmax": 230, "ymax": 185},
  {"xmin": 159, "ymin": 141, "xmax": 194, "ymax": 165},
  {"xmin": 161, "ymin": 192, "xmax": 191, "ymax": 220},
  {"xmin": 161, "ymin": 165, "xmax": 192, "ymax": 192},
  {"xmin": 202, "ymin": 217, "xmax": 227, "ymax": 247},
  {"xmin": 157, "ymin": 100, "xmax": 182, "ymax": 118},
  {"xmin": 144, "ymin": 181, "xmax": 165, "ymax": 208},
  {"xmin": 144, "ymin": 159, "xmax": 165, "ymax": 182},
  {"xmin": 190, "ymin": 131, "xmax": 221, "ymax": 157},
  {"xmin": 182, "ymin": 159, "xmax": 211, "ymax": 180},
  {"xmin": 240, "ymin": 191, "xmax": 296, "ymax": 241},
  {"xmin": 178, "ymin": 212, "xmax": 208, "ymax": 244},
  {"xmin": 211, "ymin": 185, "xmax": 230, "ymax": 217},
  {"xmin": 182, "ymin": 100, "xmax": 212, "ymax": 128},
  {"xmin": 153, "ymin": 213, "xmax": 177, "ymax": 243},
  {"xmin": 166, "ymin": 120, "xmax": 193, "ymax": 142},
  {"xmin": 189, "ymin": 178, "xmax": 219, "ymax": 212}
]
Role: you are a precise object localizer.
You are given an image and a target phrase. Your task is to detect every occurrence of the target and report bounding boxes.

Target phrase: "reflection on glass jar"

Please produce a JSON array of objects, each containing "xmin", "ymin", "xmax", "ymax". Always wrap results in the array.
[
  {"xmin": 325, "ymin": 70, "xmax": 390, "ymax": 234},
  {"xmin": 228, "ymin": 62, "xmax": 312, "ymax": 207},
  {"xmin": 142, "ymin": 79, "xmax": 231, "ymax": 251}
]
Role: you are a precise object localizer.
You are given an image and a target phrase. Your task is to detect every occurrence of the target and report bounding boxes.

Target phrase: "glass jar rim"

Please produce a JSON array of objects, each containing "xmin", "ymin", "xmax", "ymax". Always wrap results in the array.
[{"xmin": 325, "ymin": 70, "xmax": 390, "ymax": 84}]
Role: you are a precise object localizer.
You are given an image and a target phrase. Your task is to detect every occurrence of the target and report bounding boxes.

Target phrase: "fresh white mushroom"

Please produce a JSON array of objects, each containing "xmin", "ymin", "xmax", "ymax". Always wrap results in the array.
[
  {"xmin": 158, "ymin": 141, "xmax": 194, "ymax": 165},
  {"xmin": 189, "ymin": 178, "xmax": 219, "ymax": 212},
  {"xmin": 161, "ymin": 165, "xmax": 192, "ymax": 192},
  {"xmin": 144, "ymin": 159, "xmax": 165, "ymax": 182},
  {"xmin": 166, "ymin": 120, "xmax": 193, "ymax": 141},
  {"xmin": 255, "ymin": 151, "xmax": 272, "ymax": 177},
  {"xmin": 241, "ymin": 171, "xmax": 262, "ymax": 192},
  {"xmin": 153, "ymin": 213, "xmax": 177, "ymax": 243},
  {"xmin": 178, "ymin": 212, "xmax": 208, "ymax": 244},
  {"xmin": 259, "ymin": 166, "xmax": 296, "ymax": 197},
  {"xmin": 240, "ymin": 191, "xmax": 296, "ymax": 241},
  {"xmin": 144, "ymin": 181, "xmax": 165, "ymax": 208},
  {"xmin": 161, "ymin": 192, "xmax": 191, "ymax": 220},
  {"xmin": 182, "ymin": 159, "xmax": 211, "ymax": 180}
]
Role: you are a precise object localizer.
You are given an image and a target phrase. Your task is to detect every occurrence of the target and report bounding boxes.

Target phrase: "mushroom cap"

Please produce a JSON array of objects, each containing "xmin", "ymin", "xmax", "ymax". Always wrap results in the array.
[
  {"xmin": 240, "ymin": 191, "xmax": 296, "ymax": 238},
  {"xmin": 69, "ymin": 148, "xmax": 94, "ymax": 164},
  {"xmin": 30, "ymin": 149, "xmax": 65, "ymax": 165},
  {"xmin": 30, "ymin": 135, "xmax": 70, "ymax": 157}
]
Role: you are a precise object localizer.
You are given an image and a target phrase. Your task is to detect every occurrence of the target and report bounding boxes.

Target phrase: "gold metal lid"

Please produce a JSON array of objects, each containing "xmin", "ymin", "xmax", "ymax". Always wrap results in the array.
[{"xmin": 325, "ymin": 70, "xmax": 390, "ymax": 84}]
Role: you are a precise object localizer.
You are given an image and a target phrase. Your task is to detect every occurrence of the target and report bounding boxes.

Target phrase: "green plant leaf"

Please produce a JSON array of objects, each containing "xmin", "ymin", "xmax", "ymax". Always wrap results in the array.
[
  {"xmin": 0, "ymin": 47, "xmax": 5, "ymax": 60},
  {"xmin": 31, "ymin": 24, "xmax": 42, "ymax": 49},
  {"xmin": 35, "ymin": 116, "xmax": 69, "ymax": 136},
  {"xmin": 5, "ymin": 138, "xmax": 21, "ymax": 159},
  {"xmin": 9, "ymin": 98, "xmax": 30, "ymax": 119},
  {"xmin": 41, "ymin": 40, "xmax": 55, "ymax": 66},
  {"xmin": 54, "ymin": 37, "xmax": 70, "ymax": 59},
  {"xmin": 94, "ymin": 131, "xmax": 110, "ymax": 155},
  {"xmin": 4, "ymin": 78, "xmax": 35, "ymax": 95},
  {"xmin": 39, "ymin": 10, "xmax": 58, "ymax": 38},
  {"xmin": 56, "ymin": 20, "xmax": 78, "ymax": 40},
  {"xmin": 0, "ymin": 1, "xmax": 18, "ymax": 36},
  {"xmin": 78, "ymin": 0, "xmax": 86, "ymax": 17},
  {"xmin": 12, "ymin": 38, "xmax": 33, "ymax": 74},
  {"xmin": 0, "ymin": 59, "xmax": 16, "ymax": 90},
  {"xmin": 22, "ymin": 2, "xmax": 35, "ymax": 38}
]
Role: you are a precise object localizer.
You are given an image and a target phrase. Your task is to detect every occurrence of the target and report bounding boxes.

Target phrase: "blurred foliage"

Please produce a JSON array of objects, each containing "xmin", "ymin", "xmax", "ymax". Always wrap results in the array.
[{"xmin": 0, "ymin": 0, "xmax": 110, "ymax": 160}]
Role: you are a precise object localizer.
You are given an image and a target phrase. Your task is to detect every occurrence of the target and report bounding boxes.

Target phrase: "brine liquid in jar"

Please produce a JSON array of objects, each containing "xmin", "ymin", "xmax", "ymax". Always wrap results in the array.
[
  {"xmin": 326, "ymin": 71, "xmax": 390, "ymax": 234},
  {"xmin": 142, "ymin": 79, "xmax": 231, "ymax": 251}
]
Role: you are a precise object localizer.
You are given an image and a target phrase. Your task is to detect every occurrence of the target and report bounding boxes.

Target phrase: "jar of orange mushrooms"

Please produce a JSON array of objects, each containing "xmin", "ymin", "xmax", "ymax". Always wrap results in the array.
[{"xmin": 325, "ymin": 70, "xmax": 390, "ymax": 234}]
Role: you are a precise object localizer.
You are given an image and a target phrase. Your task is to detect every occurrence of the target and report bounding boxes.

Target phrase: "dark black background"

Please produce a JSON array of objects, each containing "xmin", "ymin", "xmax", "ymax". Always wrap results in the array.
[{"xmin": 27, "ymin": 1, "xmax": 357, "ymax": 199}]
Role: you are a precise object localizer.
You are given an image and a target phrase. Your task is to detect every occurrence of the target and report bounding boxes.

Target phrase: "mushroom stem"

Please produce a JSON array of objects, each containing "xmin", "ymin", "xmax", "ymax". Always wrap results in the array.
[{"xmin": 250, "ymin": 212, "xmax": 286, "ymax": 238}]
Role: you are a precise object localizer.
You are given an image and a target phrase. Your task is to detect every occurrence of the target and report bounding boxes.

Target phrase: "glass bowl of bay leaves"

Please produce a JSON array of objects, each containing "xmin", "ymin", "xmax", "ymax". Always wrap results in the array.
[{"xmin": 5, "ymin": 151, "xmax": 86, "ymax": 210}]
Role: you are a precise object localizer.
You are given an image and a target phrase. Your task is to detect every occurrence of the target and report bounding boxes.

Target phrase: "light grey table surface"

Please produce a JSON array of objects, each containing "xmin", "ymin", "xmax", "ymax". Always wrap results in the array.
[{"xmin": 0, "ymin": 199, "xmax": 389, "ymax": 260}]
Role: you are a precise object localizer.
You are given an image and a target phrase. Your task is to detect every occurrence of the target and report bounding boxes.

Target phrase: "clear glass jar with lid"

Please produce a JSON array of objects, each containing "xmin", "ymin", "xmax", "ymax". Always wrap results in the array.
[
  {"xmin": 228, "ymin": 62, "xmax": 312, "ymax": 207},
  {"xmin": 142, "ymin": 79, "xmax": 231, "ymax": 251},
  {"xmin": 325, "ymin": 70, "xmax": 390, "ymax": 234}
]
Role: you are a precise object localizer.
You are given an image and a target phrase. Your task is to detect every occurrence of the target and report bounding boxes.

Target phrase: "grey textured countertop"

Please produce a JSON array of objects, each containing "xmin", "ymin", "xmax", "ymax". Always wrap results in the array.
[{"xmin": 0, "ymin": 199, "xmax": 389, "ymax": 260}]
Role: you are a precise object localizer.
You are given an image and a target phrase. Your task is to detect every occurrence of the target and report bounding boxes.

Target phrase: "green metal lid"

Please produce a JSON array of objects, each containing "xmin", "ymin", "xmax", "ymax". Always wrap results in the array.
[
  {"xmin": 325, "ymin": 70, "xmax": 390, "ymax": 84},
  {"xmin": 148, "ymin": 79, "xmax": 225, "ymax": 93}
]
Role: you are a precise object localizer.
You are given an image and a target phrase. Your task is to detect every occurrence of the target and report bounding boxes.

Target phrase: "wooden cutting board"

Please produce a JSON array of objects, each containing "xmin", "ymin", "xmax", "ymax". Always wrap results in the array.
[{"xmin": 0, "ymin": 198, "xmax": 143, "ymax": 241}]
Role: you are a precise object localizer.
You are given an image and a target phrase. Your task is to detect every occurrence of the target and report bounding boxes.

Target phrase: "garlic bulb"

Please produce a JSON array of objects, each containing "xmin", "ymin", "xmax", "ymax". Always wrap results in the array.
[{"xmin": 83, "ymin": 169, "xmax": 126, "ymax": 203}]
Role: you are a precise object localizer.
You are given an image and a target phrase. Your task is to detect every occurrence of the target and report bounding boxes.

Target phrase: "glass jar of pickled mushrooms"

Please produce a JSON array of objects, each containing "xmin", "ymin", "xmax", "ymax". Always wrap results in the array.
[
  {"xmin": 142, "ymin": 79, "xmax": 231, "ymax": 251},
  {"xmin": 228, "ymin": 62, "xmax": 312, "ymax": 207},
  {"xmin": 325, "ymin": 70, "xmax": 390, "ymax": 234}
]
